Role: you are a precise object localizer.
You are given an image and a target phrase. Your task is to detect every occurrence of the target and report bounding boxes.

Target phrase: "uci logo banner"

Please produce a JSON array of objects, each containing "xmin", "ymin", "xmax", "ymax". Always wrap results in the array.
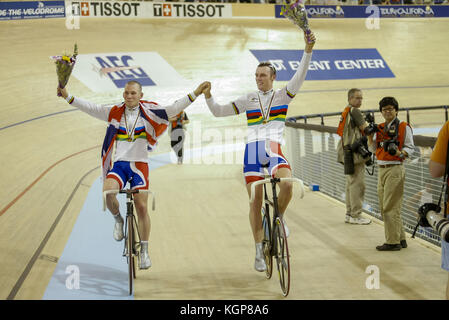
[
  {"xmin": 250, "ymin": 49, "xmax": 395, "ymax": 81},
  {"xmin": 71, "ymin": 52, "xmax": 187, "ymax": 92}
]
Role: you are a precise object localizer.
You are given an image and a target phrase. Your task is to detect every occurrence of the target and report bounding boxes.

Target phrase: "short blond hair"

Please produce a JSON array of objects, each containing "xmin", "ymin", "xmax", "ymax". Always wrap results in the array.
[{"xmin": 126, "ymin": 80, "xmax": 142, "ymax": 92}]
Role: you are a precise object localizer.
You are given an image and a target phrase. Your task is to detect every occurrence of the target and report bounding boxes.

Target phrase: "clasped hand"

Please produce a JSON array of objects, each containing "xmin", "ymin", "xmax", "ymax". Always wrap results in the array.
[{"xmin": 194, "ymin": 81, "xmax": 212, "ymax": 98}]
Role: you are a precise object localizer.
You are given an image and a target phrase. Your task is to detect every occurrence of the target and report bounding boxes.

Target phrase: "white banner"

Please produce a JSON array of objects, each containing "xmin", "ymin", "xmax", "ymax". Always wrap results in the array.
[
  {"xmin": 66, "ymin": 1, "xmax": 232, "ymax": 18},
  {"xmin": 71, "ymin": 52, "xmax": 187, "ymax": 92}
]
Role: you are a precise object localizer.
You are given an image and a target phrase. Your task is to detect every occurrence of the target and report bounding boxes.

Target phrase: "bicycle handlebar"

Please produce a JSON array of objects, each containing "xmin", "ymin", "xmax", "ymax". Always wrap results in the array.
[
  {"xmin": 103, "ymin": 189, "xmax": 156, "ymax": 212},
  {"xmin": 249, "ymin": 177, "xmax": 305, "ymax": 203}
]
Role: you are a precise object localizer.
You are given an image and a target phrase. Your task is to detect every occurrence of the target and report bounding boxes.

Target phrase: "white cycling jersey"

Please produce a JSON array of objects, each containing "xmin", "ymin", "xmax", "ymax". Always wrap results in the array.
[
  {"xmin": 67, "ymin": 92, "xmax": 196, "ymax": 162},
  {"xmin": 205, "ymin": 52, "xmax": 312, "ymax": 145}
]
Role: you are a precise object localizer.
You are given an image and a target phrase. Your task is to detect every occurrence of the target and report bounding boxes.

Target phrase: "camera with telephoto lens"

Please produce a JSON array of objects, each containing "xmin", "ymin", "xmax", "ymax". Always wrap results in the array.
[
  {"xmin": 363, "ymin": 112, "xmax": 379, "ymax": 136},
  {"xmin": 343, "ymin": 136, "xmax": 373, "ymax": 175},
  {"xmin": 417, "ymin": 203, "xmax": 449, "ymax": 242},
  {"xmin": 351, "ymin": 136, "xmax": 372, "ymax": 159},
  {"xmin": 343, "ymin": 145, "xmax": 354, "ymax": 175}
]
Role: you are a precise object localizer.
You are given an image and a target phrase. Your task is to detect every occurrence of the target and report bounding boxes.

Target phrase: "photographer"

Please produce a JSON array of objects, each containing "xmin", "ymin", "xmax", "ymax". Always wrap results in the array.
[
  {"xmin": 428, "ymin": 120, "xmax": 449, "ymax": 299},
  {"xmin": 368, "ymin": 97, "xmax": 415, "ymax": 251},
  {"xmin": 337, "ymin": 89, "xmax": 375, "ymax": 225}
]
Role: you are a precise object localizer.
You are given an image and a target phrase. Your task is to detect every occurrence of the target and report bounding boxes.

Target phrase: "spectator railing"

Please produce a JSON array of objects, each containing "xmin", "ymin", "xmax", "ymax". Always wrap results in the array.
[
  {"xmin": 289, "ymin": 105, "xmax": 449, "ymax": 127},
  {"xmin": 284, "ymin": 106, "xmax": 448, "ymax": 246}
]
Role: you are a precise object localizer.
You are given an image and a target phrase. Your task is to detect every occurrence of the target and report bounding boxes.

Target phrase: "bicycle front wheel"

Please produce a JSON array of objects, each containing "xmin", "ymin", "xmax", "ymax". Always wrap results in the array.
[
  {"xmin": 261, "ymin": 207, "xmax": 273, "ymax": 279},
  {"xmin": 132, "ymin": 215, "xmax": 140, "ymax": 279},
  {"xmin": 127, "ymin": 215, "xmax": 135, "ymax": 295},
  {"xmin": 274, "ymin": 217, "xmax": 290, "ymax": 297}
]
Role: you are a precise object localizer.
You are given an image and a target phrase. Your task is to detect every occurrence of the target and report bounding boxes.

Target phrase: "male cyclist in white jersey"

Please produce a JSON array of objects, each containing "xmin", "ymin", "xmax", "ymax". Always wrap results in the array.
[
  {"xmin": 58, "ymin": 81, "xmax": 209, "ymax": 270},
  {"xmin": 203, "ymin": 31, "xmax": 315, "ymax": 272}
]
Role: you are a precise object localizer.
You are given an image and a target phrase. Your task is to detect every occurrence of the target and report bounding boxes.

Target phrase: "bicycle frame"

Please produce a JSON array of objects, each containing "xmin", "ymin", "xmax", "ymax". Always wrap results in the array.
[
  {"xmin": 250, "ymin": 175, "xmax": 304, "ymax": 296},
  {"xmin": 258, "ymin": 177, "xmax": 303, "ymax": 256},
  {"xmin": 103, "ymin": 188, "xmax": 155, "ymax": 261},
  {"xmin": 103, "ymin": 189, "xmax": 155, "ymax": 212},
  {"xmin": 264, "ymin": 178, "xmax": 281, "ymax": 256},
  {"xmin": 102, "ymin": 188, "xmax": 155, "ymax": 295},
  {"xmin": 250, "ymin": 177, "xmax": 304, "ymax": 204},
  {"xmin": 122, "ymin": 191, "xmax": 141, "ymax": 273}
]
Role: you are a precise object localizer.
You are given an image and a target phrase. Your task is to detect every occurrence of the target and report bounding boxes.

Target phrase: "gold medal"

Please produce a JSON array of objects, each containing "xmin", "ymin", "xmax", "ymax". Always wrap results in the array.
[
  {"xmin": 127, "ymin": 137, "xmax": 132, "ymax": 142},
  {"xmin": 263, "ymin": 120, "xmax": 268, "ymax": 124}
]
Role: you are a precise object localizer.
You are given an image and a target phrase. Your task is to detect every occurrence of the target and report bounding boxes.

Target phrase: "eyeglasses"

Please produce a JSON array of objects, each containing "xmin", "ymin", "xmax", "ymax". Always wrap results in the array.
[{"xmin": 381, "ymin": 107, "xmax": 396, "ymax": 112}]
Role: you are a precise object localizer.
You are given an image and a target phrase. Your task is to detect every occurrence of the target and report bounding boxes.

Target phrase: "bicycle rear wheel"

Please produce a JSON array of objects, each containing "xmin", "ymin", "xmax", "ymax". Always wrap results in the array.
[
  {"xmin": 274, "ymin": 217, "xmax": 290, "ymax": 297},
  {"xmin": 261, "ymin": 207, "xmax": 273, "ymax": 279}
]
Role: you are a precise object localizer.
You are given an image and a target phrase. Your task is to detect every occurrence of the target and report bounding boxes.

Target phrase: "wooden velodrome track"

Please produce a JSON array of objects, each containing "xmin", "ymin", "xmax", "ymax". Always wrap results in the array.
[{"xmin": 1, "ymin": 14, "xmax": 449, "ymax": 300}]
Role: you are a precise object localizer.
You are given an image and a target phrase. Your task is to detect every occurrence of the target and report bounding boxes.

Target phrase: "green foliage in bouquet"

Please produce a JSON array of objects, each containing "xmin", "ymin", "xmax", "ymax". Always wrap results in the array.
[{"xmin": 52, "ymin": 44, "xmax": 78, "ymax": 96}]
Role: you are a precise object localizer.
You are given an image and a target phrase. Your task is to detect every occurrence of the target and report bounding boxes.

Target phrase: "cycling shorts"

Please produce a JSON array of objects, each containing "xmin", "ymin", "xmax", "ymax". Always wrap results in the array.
[
  {"xmin": 243, "ymin": 140, "xmax": 291, "ymax": 184},
  {"xmin": 106, "ymin": 161, "xmax": 149, "ymax": 190}
]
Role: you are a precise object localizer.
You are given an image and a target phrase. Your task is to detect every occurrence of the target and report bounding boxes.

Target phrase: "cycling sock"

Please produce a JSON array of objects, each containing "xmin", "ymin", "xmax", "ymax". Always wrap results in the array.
[
  {"xmin": 113, "ymin": 212, "xmax": 123, "ymax": 222},
  {"xmin": 141, "ymin": 241, "xmax": 148, "ymax": 253}
]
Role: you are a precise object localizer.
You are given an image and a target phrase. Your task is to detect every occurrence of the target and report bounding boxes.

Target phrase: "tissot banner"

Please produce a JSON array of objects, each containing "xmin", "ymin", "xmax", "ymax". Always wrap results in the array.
[
  {"xmin": 67, "ymin": 0, "xmax": 144, "ymax": 17},
  {"xmin": 151, "ymin": 2, "xmax": 232, "ymax": 18},
  {"xmin": 66, "ymin": 1, "xmax": 232, "ymax": 18},
  {"xmin": 250, "ymin": 49, "xmax": 395, "ymax": 81}
]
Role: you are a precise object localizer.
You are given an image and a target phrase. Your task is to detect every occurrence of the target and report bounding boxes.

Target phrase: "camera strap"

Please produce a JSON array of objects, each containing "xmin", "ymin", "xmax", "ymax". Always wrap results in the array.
[
  {"xmin": 376, "ymin": 119, "xmax": 398, "ymax": 149},
  {"xmin": 385, "ymin": 117, "xmax": 400, "ymax": 138},
  {"xmin": 365, "ymin": 154, "xmax": 375, "ymax": 176}
]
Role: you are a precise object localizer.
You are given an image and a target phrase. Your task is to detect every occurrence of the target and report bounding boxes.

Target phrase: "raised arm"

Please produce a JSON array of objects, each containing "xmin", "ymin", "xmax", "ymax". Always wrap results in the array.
[
  {"xmin": 203, "ymin": 82, "xmax": 245, "ymax": 117},
  {"xmin": 164, "ymin": 82, "xmax": 209, "ymax": 119},
  {"xmin": 57, "ymin": 86, "xmax": 110, "ymax": 121},
  {"xmin": 285, "ymin": 31, "xmax": 316, "ymax": 97}
]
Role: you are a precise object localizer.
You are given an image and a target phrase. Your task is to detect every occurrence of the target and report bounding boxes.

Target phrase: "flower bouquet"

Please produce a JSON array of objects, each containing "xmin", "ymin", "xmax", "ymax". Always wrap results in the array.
[
  {"xmin": 280, "ymin": 0, "xmax": 313, "ymax": 42},
  {"xmin": 51, "ymin": 44, "xmax": 78, "ymax": 96}
]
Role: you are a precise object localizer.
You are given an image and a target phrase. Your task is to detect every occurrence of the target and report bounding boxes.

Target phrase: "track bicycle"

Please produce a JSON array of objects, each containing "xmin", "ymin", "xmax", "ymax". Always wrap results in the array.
[
  {"xmin": 103, "ymin": 188, "xmax": 155, "ymax": 295},
  {"xmin": 250, "ymin": 172, "xmax": 304, "ymax": 297}
]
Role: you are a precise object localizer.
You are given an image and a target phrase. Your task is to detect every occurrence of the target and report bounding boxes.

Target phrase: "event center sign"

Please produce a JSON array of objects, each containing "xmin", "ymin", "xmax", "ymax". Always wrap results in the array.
[{"xmin": 250, "ymin": 49, "xmax": 395, "ymax": 81}]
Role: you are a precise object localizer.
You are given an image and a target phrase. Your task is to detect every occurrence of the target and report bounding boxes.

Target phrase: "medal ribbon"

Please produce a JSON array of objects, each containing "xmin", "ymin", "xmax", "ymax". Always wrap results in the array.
[
  {"xmin": 124, "ymin": 107, "xmax": 140, "ymax": 142},
  {"xmin": 258, "ymin": 92, "xmax": 275, "ymax": 124}
]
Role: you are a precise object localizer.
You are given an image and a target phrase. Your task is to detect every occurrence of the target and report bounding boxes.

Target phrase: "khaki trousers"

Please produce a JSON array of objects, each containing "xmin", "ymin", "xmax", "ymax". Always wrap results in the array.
[
  {"xmin": 345, "ymin": 162, "xmax": 365, "ymax": 218},
  {"xmin": 377, "ymin": 164, "xmax": 406, "ymax": 244}
]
